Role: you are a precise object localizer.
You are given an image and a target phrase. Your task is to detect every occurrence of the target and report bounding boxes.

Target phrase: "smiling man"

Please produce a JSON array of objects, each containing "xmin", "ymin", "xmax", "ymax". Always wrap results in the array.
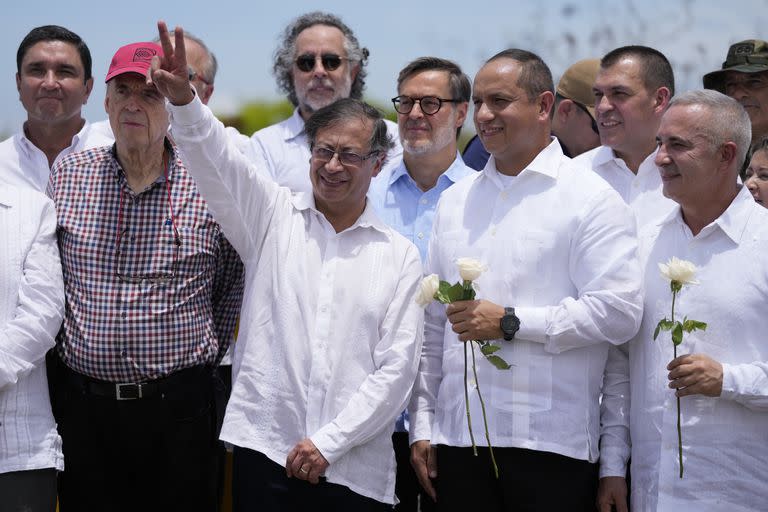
[
  {"xmin": 575, "ymin": 45, "xmax": 677, "ymax": 228},
  {"xmin": 152, "ymin": 23, "xmax": 424, "ymax": 511},
  {"xmin": 408, "ymin": 49, "xmax": 642, "ymax": 512},
  {"xmin": 46, "ymin": 41, "xmax": 243, "ymax": 512},
  {"xmin": 0, "ymin": 25, "xmax": 112, "ymax": 191},
  {"xmin": 626, "ymin": 89, "xmax": 768, "ymax": 511},
  {"xmin": 248, "ymin": 11, "xmax": 401, "ymax": 194},
  {"xmin": 367, "ymin": 56, "xmax": 473, "ymax": 512}
]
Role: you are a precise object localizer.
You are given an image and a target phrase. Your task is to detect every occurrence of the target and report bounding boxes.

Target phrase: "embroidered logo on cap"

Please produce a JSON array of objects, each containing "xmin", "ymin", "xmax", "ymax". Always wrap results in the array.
[
  {"xmin": 133, "ymin": 47, "xmax": 158, "ymax": 62},
  {"xmin": 732, "ymin": 43, "xmax": 755, "ymax": 56}
]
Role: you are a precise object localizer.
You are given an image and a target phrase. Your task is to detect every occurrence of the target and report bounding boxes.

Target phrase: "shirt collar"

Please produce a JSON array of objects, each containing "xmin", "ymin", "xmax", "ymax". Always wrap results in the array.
[
  {"xmin": 592, "ymin": 145, "xmax": 659, "ymax": 174},
  {"xmin": 16, "ymin": 119, "xmax": 89, "ymax": 158},
  {"xmin": 388, "ymin": 152, "xmax": 472, "ymax": 187},
  {"xmin": 110, "ymin": 138, "xmax": 177, "ymax": 185},
  {"xmin": 481, "ymin": 137, "xmax": 563, "ymax": 185},
  {"xmin": 291, "ymin": 191, "xmax": 391, "ymax": 237},
  {"xmin": 284, "ymin": 108, "xmax": 307, "ymax": 143},
  {"xmin": 659, "ymin": 185, "xmax": 756, "ymax": 244}
]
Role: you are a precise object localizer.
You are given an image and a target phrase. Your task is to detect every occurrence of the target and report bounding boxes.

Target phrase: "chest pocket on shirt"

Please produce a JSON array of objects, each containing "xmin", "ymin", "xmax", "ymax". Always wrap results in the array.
[
  {"xmin": 175, "ymin": 227, "xmax": 218, "ymax": 277},
  {"xmin": 507, "ymin": 230, "xmax": 557, "ymax": 295}
]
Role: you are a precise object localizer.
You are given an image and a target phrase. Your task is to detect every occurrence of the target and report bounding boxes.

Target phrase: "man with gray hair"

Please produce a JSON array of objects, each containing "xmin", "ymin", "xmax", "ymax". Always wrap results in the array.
[
  {"xmin": 622, "ymin": 89, "xmax": 768, "ymax": 511},
  {"xmin": 249, "ymin": 11, "xmax": 401, "ymax": 193},
  {"xmin": 152, "ymin": 22, "xmax": 424, "ymax": 511}
]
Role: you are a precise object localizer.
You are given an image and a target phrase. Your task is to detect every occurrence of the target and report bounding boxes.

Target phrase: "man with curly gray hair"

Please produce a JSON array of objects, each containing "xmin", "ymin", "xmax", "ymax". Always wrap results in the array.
[{"xmin": 250, "ymin": 11, "xmax": 401, "ymax": 194}]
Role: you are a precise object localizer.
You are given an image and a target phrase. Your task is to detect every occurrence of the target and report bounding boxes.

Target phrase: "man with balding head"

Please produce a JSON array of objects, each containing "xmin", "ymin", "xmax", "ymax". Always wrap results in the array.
[
  {"xmin": 626, "ymin": 89, "xmax": 768, "ymax": 511},
  {"xmin": 409, "ymin": 49, "xmax": 642, "ymax": 512}
]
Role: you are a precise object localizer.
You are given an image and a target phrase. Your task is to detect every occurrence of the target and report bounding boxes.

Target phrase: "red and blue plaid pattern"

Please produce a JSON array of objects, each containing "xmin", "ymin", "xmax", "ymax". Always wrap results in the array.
[{"xmin": 49, "ymin": 143, "xmax": 243, "ymax": 382}]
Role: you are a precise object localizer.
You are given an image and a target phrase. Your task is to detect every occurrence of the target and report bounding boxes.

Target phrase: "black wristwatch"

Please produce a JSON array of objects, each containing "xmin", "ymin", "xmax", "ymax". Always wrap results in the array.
[{"xmin": 500, "ymin": 307, "xmax": 520, "ymax": 341}]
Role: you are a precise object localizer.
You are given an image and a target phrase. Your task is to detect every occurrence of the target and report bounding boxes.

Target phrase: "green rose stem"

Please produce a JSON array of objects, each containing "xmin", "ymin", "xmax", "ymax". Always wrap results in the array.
[
  {"xmin": 671, "ymin": 281, "xmax": 683, "ymax": 478},
  {"xmin": 461, "ymin": 280, "xmax": 499, "ymax": 478}
]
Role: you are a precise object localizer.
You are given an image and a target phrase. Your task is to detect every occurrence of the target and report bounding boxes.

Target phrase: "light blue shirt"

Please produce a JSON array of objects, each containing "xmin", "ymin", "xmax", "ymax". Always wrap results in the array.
[
  {"xmin": 368, "ymin": 154, "xmax": 476, "ymax": 261},
  {"xmin": 368, "ymin": 153, "xmax": 476, "ymax": 431}
]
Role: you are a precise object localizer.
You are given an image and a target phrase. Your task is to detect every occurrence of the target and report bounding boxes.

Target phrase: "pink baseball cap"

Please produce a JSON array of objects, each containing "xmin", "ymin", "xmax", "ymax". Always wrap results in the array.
[{"xmin": 105, "ymin": 42, "xmax": 163, "ymax": 82}]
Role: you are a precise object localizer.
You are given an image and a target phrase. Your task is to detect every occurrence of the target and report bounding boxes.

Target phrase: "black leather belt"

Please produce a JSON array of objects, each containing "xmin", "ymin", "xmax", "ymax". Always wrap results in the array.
[{"xmin": 61, "ymin": 363, "xmax": 210, "ymax": 401}]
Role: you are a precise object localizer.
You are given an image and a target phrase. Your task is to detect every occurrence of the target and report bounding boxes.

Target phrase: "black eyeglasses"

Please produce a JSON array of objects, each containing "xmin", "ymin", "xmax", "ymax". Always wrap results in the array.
[
  {"xmin": 573, "ymin": 101, "xmax": 599, "ymax": 134},
  {"xmin": 295, "ymin": 53, "xmax": 346, "ymax": 73},
  {"xmin": 391, "ymin": 95, "xmax": 459, "ymax": 115},
  {"xmin": 115, "ymin": 151, "xmax": 182, "ymax": 283},
  {"xmin": 311, "ymin": 146, "xmax": 380, "ymax": 168}
]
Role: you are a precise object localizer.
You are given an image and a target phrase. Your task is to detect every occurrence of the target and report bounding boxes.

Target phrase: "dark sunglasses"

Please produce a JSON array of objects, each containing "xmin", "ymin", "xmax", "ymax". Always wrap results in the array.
[
  {"xmin": 574, "ymin": 101, "xmax": 599, "ymax": 134},
  {"xmin": 295, "ymin": 53, "xmax": 346, "ymax": 73}
]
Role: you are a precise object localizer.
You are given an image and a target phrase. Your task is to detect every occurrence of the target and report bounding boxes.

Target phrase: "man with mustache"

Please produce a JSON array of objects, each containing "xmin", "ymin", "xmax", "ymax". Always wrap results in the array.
[
  {"xmin": 704, "ymin": 40, "xmax": 768, "ymax": 175},
  {"xmin": 367, "ymin": 56, "xmax": 474, "ymax": 511},
  {"xmin": 0, "ymin": 25, "xmax": 112, "ymax": 191},
  {"xmin": 249, "ymin": 11, "xmax": 401, "ymax": 193}
]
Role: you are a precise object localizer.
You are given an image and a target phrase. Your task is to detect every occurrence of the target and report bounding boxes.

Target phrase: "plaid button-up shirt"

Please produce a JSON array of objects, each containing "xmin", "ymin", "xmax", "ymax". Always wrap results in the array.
[{"xmin": 48, "ymin": 142, "xmax": 244, "ymax": 382}]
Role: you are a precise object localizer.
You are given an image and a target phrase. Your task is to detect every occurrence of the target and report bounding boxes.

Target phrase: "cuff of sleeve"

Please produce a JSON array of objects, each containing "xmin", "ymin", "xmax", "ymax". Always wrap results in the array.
[
  {"xmin": 166, "ymin": 93, "xmax": 205, "ymax": 127},
  {"xmin": 514, "ymin": 306, "xmax": 547, "ymax": 344},
  {"xmin": 598, "ymin": 449, "xmax": 628, "ymax": 478},
  {"xmin": 408, "ymin": 413, "xmax": 434, "ymax": 446},
  {"xmin": 720, "ymin": 363, "xmax": 737, "ymax": 400},
  {"xmin": 309, "ymin": 426, "xmax": 344, "ymax": 465},
  {"xmin": 0, "ymin": 336, "xmax": 35, "ymax": 389}
]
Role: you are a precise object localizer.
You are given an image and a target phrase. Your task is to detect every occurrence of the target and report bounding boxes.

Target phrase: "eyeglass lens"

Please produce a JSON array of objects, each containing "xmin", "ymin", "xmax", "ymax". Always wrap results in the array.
[{"xmin": 295, "ymin": 54, "xmax": 343, "ymax": 72}]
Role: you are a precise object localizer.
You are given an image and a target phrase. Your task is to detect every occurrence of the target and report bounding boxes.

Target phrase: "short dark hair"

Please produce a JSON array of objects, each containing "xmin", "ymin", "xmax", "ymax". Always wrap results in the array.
[
  {"xmin": 273, "ymin": 12, "xmax": 369, "ymax": 106},
  {"xmin": 305, "ymin": 98, "xmax": 394, "ymax": 165},
  {"xmin": 17, "ymin": 25, "xmax": 92, "ymax": 82},
  {"xmin": 601, "ymin": 45, "xmax": 675, "ymax": 96},
  {"xmin": 397, "ymin": 56, "xmax": 471, "ymax": 103},
  {"xmin": 485, "ymin": 49, "xmax": 554, "ymax": 102},
  {"xmin": 753, "ymin": 135, "xmax": 768, "ymax": 156}
]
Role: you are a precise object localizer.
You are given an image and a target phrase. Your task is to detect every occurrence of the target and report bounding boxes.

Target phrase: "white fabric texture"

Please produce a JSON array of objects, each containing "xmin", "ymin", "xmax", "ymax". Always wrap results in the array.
[
  {"xmin": 0, "ymin": 121, "xmax": 114, "ymax": 192},
  {"xmin": 409, "ymin": 139, "xmax": 643, "ymax": 466},
  {"xmin": 167, "ymin": 96, "xmax": 424, "ymax": 504},
  {"xmin": 0, "ymin": 185, "xmax": 64, "ymax": 474},
  {"xmin": 628, "ymin": 186, "xmax": 768, "ymax": 512}
]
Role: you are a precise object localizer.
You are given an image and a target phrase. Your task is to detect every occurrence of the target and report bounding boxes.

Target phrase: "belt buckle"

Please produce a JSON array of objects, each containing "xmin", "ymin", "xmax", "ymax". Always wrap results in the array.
[{"xmin": 115, "ymin": 382, "xmax": 142, "ymax": 400}]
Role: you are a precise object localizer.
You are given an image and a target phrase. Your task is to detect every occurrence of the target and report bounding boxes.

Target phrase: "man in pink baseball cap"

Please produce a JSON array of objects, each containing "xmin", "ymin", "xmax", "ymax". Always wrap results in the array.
[{"xmin": 46, "ymin": 39, "xmax": 244, "ymax": 512}]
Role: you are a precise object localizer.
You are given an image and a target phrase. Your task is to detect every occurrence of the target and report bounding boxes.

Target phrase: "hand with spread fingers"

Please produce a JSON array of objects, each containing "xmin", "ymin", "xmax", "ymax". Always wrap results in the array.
[
  {"xmin": 667, "ymin": 353, "xmax": 724, "ymax": 398},
  {"xmin": 149, "ymin": 20, "xmax": 195, "ymax": 106},
  {"xmin": 410, "ymin": 440, "xmax": 437, "ymax": 502},
  {"xmin": 446, "ymin": 299, "xmax": 505, "ymax": 342},
  {"xmin": 286, "ymin": 438, "xmax": 330, "ymax": 485}
]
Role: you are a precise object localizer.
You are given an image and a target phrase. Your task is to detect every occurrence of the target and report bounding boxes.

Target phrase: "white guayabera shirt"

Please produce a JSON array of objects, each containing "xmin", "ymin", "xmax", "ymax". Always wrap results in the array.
[
  {"xmin": 167, "ymin": 96, "xmax": 424, "ymax": 505},
  {"xmin": 249, "ymin": 108, "xmax": 402, "ymax": 195},
  {"xmin": 409, "ymin": 139, "xmax": 643, "ymax": 464},
  {"xmin": 0, "ymin": 121, "xmax": 114, "ymax": 192},
  {"xmin": 0, "ymin": 185, "xmax": 64, "ymax": 474},
  {"xmin": 629, "ymin": 186, "xmax": 768, "ymax": 512},
  {"xmin": 574, "ymin": 145, "xmax": 677, "ymax": 228}
]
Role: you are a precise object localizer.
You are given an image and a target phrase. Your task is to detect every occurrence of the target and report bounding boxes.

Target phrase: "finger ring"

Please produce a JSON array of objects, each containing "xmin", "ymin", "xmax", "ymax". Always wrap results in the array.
[{"xmin": 300, "ymin": 467, "xmax": 309, "ymax": 474}]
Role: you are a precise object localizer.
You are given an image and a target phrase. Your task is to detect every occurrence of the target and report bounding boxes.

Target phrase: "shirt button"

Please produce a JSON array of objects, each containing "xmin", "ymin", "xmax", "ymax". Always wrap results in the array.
[
  {"xmin": 500, "ymin": 192, "xmax": 508, "ymax": 200},
  {"xmin": 121, "ymin": 312, "xmax": 127, "ymax": 319},
  {"xmin": 320, "ymin": 305, "xmax": 328, "ymax": 313},
  {"xmin": 491, "ymin": 228, "xmax": 497, "ymax": 236},
  {"xmin": 121, "ymin": 349, "xmax": 127, "ymax": 358},
  {"xmin": 417, "ymin": 232, "xmax": 424, "ymax": 239},
  {"xmin": 420, "ymin": 198, "xmax": 428, "ymax": 205}
]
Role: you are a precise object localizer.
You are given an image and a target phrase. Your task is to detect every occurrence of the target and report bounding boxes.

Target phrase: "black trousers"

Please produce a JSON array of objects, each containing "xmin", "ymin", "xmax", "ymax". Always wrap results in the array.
[
  {"xmin": 0, "ymin": 468, "xmax": 57, "ymax": 512},
  {"xmin": 392, "ymin": 432, "xmax": 436, "ymax": 512},
  {"xmin": 47, "ymin": 353, "xmax": 219, "ymax": 512},
  {"xmin": 435, "ymin": 445, "xmax": 598, "ymax": 512},
  {"xmin": 232, "ymin": 446, "xmax": 391, "ymax": 512}
]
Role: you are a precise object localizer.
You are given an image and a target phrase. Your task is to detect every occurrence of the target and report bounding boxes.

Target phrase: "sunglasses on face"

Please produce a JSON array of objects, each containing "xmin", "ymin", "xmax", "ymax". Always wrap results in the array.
[
  {"xmin": 295, "ymin": 53, "xmax": 346, "ymax": 73},
  {"xmin": 573, "ymin": 101, "xmax": 599, "ymax": 134}
]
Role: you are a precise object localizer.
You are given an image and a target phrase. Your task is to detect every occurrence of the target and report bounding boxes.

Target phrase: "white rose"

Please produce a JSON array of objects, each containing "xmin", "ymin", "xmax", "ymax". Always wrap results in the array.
[
  {"xmin": 658, "ymin": 257, "xmax": 699, "ymax": 285},
  {"xmin": 415, "ymin": 274, "xmax": 440, "ymax": 307},
  {"xmin": 456, "ymin": 257, "xmax": 486, "ymax": 282}
]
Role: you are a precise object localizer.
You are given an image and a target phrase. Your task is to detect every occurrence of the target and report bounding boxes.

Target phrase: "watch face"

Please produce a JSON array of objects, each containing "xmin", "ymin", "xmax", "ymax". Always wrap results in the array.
[{"xmin": 502, "ymin": 315, "xmax": 519, "ymax": 333}]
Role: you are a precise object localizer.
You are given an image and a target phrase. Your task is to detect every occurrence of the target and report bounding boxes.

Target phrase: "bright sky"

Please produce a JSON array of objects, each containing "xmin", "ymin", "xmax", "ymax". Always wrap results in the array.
[{"xmin": 1, "ymin": 0, "xmax": 763, "ymax": 136}]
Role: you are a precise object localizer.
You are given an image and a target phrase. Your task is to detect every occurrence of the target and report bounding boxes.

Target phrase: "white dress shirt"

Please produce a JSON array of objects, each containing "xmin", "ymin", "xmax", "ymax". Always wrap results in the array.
[
  {"xmin": 167, "ymin": 96, "xmax": 424, "ymax": 504},
  {"xmin": 575, "ymin": 145, "xmax": 676, "ymax": 228},
  {"xmin": 250, "ymin": 108, "xmax": 403, "ymax": 194},
  {"xmin": 629, "ymin": 186, "xmax": 768, "ymax": 512},
  {"xmin": 0, "ymin": 185, "xmax": 64, "ymax": 474},
  {"xmin": 409, "ymin": 139, "xmax": 643, "ymax": 464},
  {"xmin": 0, "ymin": 121, "xmax": 114, "ymax": 192}
]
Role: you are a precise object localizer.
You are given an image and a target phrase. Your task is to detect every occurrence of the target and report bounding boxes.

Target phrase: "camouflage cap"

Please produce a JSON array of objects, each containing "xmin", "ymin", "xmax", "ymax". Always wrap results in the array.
[{"xmin": 703, "ymin": 39, "xmax": 768, "ymax": 92}]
